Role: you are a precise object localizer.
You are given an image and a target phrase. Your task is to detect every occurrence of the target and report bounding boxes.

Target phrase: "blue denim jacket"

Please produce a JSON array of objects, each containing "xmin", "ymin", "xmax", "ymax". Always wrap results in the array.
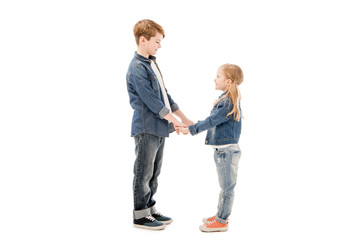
[
  {"xmin": 188, "ymin": 92, "xmax": 241, "ymax": 145},
  {"xmin": 127, "ymin": 52, "xmax": 179, "ymax": 137}
]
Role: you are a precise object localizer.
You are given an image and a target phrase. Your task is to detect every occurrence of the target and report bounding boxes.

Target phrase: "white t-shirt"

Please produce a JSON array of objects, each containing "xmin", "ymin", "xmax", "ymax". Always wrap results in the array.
[
  {"xmin": 209, "ymin": 144, "xmax": 238, "ymax": 149},
  {"xmin": 150, "ymin": 60, "xmax": 171, "ymax": 112}
]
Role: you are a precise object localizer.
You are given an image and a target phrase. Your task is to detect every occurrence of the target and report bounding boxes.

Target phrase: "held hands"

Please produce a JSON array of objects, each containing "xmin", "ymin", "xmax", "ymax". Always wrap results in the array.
[
  {"xmin": 177, "ymin": 117, "xmax": 193, "ymax": 135},
  {"xmin": 173, "ymin": 120, "xmax": 191, "ymax": 135},
  {"xmin": 178, "ymin": 127, "xmax": 190, "ymax": 134},
  {"xmin": 164, "ymin": 112, "xmax": 193, "ymax": 135},
  {"xmin": 172, "ymin": 120, "xmax": 186, "ymax": 135}
]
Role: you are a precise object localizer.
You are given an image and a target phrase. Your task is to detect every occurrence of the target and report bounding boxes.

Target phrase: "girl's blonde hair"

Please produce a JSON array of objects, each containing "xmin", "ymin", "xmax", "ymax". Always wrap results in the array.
[{"xmin": 214, "ymin": 64, "xmax": 244, "ymax": 121}]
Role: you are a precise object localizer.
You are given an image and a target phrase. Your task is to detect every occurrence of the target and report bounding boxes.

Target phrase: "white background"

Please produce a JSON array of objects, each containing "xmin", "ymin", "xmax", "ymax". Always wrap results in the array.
[{"xmin": 1, "ymin": 0, "xmax": 360, "ymax": 239}]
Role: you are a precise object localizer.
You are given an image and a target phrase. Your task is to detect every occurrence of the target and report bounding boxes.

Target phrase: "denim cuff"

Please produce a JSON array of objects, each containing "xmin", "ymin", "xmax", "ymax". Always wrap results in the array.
[
  {"xmin": 171, "ymin": 103, "xmax": 179, "ymax": 112},
  {"xmin": 216, "ymin": 216, "xmax": 228, "ymax": 224},
  {"xmin": 188, "ymin": 124, "xmax": 197, "ymax": 135},
  {"xmin": 150, "ymin": 205, "xmax": 158, "ymax": 214},
  {"xmin": 159, "ymin": 106, "xmax": 170, "ymax": 119},
  {"xmin": 133, "ymin": 208, "xmax": 151, "ymax": 220}
]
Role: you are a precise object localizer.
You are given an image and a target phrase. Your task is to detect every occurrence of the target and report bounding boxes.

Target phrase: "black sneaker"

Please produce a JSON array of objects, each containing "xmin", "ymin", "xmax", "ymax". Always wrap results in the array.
[
  {"xmin": 152, "ymin": 212, "xmax": 173, "ymax": 225},
  {"xmin": 133, "ymin": 215, "xmax": 165, "ymax": 230}
]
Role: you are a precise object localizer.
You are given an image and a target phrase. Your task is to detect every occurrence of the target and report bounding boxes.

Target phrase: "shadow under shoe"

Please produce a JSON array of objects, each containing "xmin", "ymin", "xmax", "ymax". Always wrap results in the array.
[{"xmin": 133, "ymin": 215, "xmax": 165, "ymax": 230}]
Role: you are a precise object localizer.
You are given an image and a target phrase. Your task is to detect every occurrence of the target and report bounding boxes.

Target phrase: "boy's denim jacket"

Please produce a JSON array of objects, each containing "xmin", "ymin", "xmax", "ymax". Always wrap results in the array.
[
  {"xmin": 126, "ymin": 52, "xmax": 179, "ymax": 137},
  {"xmin": 188, "ymin": 92, "xmax": 241, "ymax": 145}
]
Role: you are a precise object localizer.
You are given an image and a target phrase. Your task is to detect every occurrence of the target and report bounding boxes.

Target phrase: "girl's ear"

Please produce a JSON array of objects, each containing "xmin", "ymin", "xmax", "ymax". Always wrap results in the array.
[{"xmin": 227, "ymin": 79, "xmax": 233, "ymax": 85}]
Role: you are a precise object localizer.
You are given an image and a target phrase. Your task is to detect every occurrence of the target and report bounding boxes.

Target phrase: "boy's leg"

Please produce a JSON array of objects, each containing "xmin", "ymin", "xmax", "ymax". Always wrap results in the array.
[
  {"xmin": 147, "ymin": 137, "xmax": 165, "ymax": 208},
  {"xmin": 214, "ymin": 146, "xmax": 241, "ymax": 223},
  {"xmin": 147, "ymin": 138, "xmax": 173, "ymax": 224},
  {"xmin": 133, "ymin": 133, "xmax": 163, "ymax": 219}
]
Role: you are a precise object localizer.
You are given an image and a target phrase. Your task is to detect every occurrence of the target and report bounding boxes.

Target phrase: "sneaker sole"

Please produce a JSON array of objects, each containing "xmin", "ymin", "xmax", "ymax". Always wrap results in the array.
[
  {"xmin": 199, "ymin": 225, "xmax": 228, "ymax": 232},
  {"xmin": 133, "ymin": 224, "xmax": 166, "ymax": 230},
  {"xmin": 160, "ymin": 219, "xmax": 173, "ymax": 225}
]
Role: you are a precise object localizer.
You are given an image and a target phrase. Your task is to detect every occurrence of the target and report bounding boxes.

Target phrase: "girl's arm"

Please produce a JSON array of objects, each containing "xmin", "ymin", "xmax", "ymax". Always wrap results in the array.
[{"xmin": 188, "ymin": 100, "xmax": 230, "ymax": 136}]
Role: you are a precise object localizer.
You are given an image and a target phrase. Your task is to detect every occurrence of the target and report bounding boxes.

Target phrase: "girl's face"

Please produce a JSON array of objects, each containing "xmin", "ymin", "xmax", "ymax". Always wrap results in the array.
[
  {"xmin": 214, "ymin": 68, "xmax": 231, "ymax": 92},
  {"xmin": 143, "ymin": 32, "xmax": 163, "ymax": 56}
]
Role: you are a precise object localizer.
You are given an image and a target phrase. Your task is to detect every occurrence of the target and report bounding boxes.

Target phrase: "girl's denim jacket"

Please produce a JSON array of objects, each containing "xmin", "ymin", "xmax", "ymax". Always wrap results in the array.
[
  {"xmin": 188, "ymin": 93, "xmax": 241, "ymax": 145},
  {"xmin": 127, "ymin": 52, "xmax": 179, "ymax": 137}
]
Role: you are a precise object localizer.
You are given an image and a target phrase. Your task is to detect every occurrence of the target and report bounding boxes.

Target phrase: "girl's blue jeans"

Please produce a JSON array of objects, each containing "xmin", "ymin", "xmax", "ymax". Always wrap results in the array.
[
  {"xmin": 214, "ymin": 144, "xmax": 241, "ymax": 224},
  {"xmin": 132, "ymin": 133, "xmax": 165, "ymax": 219}
]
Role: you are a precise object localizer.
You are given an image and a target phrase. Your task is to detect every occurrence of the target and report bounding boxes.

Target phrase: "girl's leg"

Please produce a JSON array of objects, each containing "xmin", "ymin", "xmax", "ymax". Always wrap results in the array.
[{"xmin": 214, "ymin": 145, "xmax": 241, "ymax": 223}]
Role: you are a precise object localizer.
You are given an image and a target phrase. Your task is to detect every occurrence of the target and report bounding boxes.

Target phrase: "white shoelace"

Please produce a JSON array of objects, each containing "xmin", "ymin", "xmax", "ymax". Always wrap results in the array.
[
  {"xmin": 145, "ymin": 215, "xmax": 156, "ymax": 222},
  {"xmin": 208, "ymin": 219, "xmax": 216, "ymax": 225},
  {"xmin": 153, "ymin": 212, "xmax": 162, "ymax": 216}
]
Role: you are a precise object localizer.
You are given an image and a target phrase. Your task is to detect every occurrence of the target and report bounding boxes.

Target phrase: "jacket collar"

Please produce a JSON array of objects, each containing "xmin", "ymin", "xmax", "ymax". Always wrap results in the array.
[
  {"xmin": 219, "ymin": 91, "xmax": 228, "ymax": 98},
  {"xmin": 134, "ymin": 52, "xmax": 157, "ymax": 63}
]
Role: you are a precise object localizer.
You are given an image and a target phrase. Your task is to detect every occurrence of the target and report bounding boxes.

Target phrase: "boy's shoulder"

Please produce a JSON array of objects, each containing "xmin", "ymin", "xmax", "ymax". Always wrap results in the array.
[
  {"xmin": 128, "ymin": 57, "xmax": 145, "ymax": 73},
  {"xmin": 127, "ymin": 57, "xmax": 151, "ymax": 81}
]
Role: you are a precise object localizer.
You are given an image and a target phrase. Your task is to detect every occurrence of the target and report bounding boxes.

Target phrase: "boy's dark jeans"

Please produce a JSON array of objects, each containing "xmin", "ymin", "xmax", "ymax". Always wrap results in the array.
[{"xmin": 133, "ymin": 133, "xmax": 165, "ymax": 219}]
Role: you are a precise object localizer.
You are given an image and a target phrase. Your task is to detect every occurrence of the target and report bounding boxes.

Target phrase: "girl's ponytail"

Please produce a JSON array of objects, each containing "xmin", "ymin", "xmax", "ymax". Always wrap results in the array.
[{"xmin": 215, "ymin": 64, "xmax": 244, "ymax": 121}]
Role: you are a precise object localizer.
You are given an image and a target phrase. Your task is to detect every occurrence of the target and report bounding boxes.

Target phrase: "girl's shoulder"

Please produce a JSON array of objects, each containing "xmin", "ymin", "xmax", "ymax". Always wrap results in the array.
[{"xmin": 216, "ymin": 96, "xmax": 232, "ymax": 107}]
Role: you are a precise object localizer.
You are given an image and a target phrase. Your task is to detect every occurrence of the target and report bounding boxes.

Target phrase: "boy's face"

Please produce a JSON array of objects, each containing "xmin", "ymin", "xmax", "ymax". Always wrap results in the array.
[
  {"xmin": 140, "ymin": 32, "xmax": 163, "ymax": 56},
  {"xmin": 214, "ymin": 68, "xmax": 231, "ymax": 92}
]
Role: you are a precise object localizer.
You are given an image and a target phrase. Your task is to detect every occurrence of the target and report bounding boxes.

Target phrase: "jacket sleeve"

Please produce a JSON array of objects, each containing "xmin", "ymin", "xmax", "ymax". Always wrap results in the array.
[
  {"xmin": 129, "ymin": 65, "xmax": 169, "ymax": 119},
  {"xmin": 188, "ymin": 100, "xmax": 230, "ymax": 135},
  {"xmin": 165, "ymin": 89, "xmax": 179, "ymax": 112}
]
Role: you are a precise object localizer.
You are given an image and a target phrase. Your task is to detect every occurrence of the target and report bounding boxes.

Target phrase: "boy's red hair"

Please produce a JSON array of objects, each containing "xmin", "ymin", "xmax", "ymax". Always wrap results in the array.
[{"xmin": 133, "ymin": 19, "xmax": 165, "ymax": 45}]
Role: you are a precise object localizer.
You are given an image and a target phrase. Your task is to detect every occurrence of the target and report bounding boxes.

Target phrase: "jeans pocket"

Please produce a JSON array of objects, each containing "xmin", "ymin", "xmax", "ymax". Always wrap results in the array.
[
  {"xmin": 231, "ymin": 150, "xmax": 241, "ymax": 166},
  {"xmin": 214, "ymin": 149, "xmax": 225, "ymax": 164}
]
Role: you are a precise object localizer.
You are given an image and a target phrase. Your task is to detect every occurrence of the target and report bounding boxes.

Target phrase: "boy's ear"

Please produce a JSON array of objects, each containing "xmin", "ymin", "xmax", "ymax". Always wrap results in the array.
[{"xmin": 139, "ymin": 36, "xmax": 146, "ymax": 45}]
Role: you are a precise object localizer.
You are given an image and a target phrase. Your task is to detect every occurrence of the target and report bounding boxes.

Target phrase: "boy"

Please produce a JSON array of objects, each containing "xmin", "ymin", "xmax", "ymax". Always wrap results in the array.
[{"xmin": 126, "ymin": 19, "xmax": 193, "ymax": 230}]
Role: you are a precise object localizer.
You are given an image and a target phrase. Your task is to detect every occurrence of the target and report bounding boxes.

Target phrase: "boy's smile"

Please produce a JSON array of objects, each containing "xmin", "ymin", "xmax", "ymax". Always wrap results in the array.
[{"xmin": 138, "ymin": 32, "xmax": 163, "ymax": 58}]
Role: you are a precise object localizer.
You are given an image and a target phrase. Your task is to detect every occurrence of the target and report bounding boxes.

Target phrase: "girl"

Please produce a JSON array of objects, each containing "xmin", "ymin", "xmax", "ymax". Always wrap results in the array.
[{"xmin": 179, "ymin": 64, "xmax": 243, "ymax": 232}]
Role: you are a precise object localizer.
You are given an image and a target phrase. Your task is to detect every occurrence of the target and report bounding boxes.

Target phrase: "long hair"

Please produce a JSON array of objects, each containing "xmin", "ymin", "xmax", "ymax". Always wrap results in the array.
[{"xmin": 214, "ymin": 64, "xmax": 244, "ymax": 121}]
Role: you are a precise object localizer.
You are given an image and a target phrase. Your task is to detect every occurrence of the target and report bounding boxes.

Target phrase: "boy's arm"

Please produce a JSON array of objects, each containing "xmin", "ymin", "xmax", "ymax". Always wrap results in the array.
[
  {"xmin": 173, "ymin": 109, "xmax": 194, "ymax": 127},
  {"xmin": 130, "ymin": 67, "xmax": 170, "ymax": 119},
  {"xmin": 165, "ymin": 89, "xmax": 181, "ymax": 113},
  {"xmin": 165, "ymin": 89, "xmax": 194, "ymax": 126},
  {"xmin": 163, "ymin": 113, "xmax": 186, "ymax": 128}
]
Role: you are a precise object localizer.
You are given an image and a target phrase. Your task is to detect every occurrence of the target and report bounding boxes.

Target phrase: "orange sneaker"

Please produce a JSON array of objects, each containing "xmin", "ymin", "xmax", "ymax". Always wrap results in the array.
[
  {"xmin": 202, "ymin": 216, "xmax": 216, "ymax": 223},
  {"xmin": 199, "ymin": 219, "xmax": 228, "ymax": 232},
  {"xmin": 202, "ymin": 216, "xmax": 229, "ymax": 223}
]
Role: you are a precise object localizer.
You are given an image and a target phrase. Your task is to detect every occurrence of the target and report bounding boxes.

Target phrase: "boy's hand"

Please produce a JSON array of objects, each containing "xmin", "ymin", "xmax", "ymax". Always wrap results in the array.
[
  {"xmin": 173, "ymin": 120, "xmax": 186, "ymax": 135},
  {"xmin": 178, "ymin": 127, "xmax": 190, "ymax": 135}
]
